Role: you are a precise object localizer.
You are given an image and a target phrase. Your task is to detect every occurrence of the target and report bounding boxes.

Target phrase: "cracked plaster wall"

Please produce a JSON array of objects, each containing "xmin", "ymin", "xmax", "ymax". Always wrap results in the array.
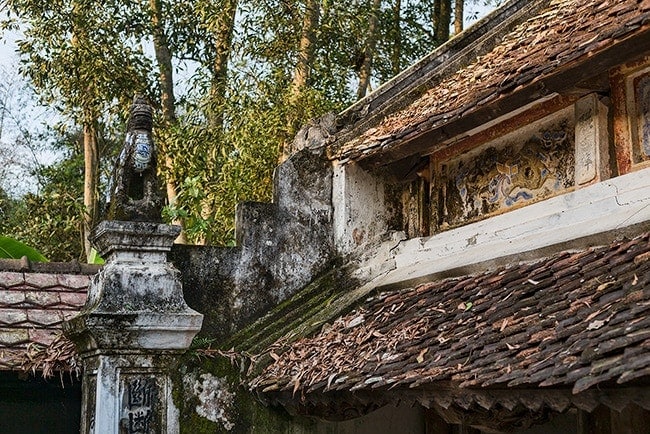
[
  {"xmin": 166, "ymin": 58, "xmax": 650, "ymax": 432},
  {"xmin": 169, "ymin": 116, "xmax": 341, "ymax": 432},
  {"xmin": 170, "ymin": 115, "xmax": 337, "ymax": 341}
]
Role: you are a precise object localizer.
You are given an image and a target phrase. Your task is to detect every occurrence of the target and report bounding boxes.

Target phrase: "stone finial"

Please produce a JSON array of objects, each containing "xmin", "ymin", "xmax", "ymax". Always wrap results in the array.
[{"xmin": 106, "ymin": 95, "xmax": 164, "ymax": 222}]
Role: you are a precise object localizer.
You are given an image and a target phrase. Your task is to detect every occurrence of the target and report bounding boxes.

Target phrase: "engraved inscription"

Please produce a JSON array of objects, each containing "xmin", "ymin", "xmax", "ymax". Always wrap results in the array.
[
  {"xmin": 122, "ymin": 377, "xmax": 157, "ymax": 434},
  {"xmin": 575, "ymin": 95, "xmax": 597, "ymax": 185}
]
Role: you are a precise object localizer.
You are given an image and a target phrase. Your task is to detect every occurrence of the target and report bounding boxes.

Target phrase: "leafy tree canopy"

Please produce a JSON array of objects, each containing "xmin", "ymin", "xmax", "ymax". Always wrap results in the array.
[{"xmin": 2, "ymin": 0, "xmax": 500, "ymax": 254}]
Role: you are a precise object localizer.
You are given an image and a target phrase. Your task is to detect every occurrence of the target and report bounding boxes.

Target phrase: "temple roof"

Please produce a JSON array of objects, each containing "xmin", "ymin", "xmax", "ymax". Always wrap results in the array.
[
  {"xmin": 249, "ymin": 5, "xmax": 650, "ymax": 408},
  {"xmin": 0, "ymin": 259, "xmax": 95, "ymax": 375},
  {"xmin": 252, "ymin": 232, "xmax": 650, "ymax": 408},
  {"xmin": 330, "ymin": 0, "xmax": 650, "ymax": 164}
]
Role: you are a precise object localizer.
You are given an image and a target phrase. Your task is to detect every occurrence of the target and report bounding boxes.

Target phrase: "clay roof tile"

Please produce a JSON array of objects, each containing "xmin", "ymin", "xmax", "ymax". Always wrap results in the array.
[
  {"xmin": 331, "ymin": 0, "xmax": 650, "ymax": 162},
  {"xmin": 252, "ymin": 232, "xmax": 650, "ymax": 402},
  {"xmin": 0, "ymin": 268, "xmax": 89, "ymax": 372}
]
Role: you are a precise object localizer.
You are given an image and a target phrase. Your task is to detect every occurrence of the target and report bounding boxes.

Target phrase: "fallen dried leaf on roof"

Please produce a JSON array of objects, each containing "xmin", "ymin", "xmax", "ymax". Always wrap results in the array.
[{"xmin": 250, "ymin": 232, "xmax": 650, "ymax": 398}]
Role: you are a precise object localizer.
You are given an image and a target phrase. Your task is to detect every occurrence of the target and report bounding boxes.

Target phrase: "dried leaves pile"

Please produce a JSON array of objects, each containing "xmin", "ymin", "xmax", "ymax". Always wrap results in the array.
[
  {"xmin": 19, "ymin": 332, "xmax": 80, "ymax": 383},
  {"xmin": 251, "ymin": 233, "xmax": 650, "ymax": 397}
]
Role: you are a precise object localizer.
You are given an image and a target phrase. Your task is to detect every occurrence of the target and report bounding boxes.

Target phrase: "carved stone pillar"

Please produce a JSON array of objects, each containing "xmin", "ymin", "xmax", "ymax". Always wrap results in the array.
[{"xmin": 64, "ymin": 221, "xmax": 203, "ymax": 433}]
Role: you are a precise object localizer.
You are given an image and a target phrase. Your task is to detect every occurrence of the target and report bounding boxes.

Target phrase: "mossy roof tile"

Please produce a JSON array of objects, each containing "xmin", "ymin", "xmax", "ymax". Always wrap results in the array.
[{"xmin": 331, "ymin": 0, "xmax": 650, "ymax": 162}]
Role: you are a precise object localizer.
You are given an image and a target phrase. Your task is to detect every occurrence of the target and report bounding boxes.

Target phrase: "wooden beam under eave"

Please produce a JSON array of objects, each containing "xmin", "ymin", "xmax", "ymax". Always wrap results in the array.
[
  {"xmin": 355, "ymin": 25, "xmax": 650, "ymax": 172},
  {"xmin": 578, "ymin": 406, "xmax": 612, "ymax": 434},
  {"xmin": 425, "ymin": 407, "xmax": 453, "ymax": 434},
  {"xmin": 428, "ymin": 94, "xmax": 576, "ymax": 163},
  {"xmin": 610, "ymin": 405, "xmax": 650, "ymax": 434},
  {"xmin": 579, "ymin": 404, "xmax": 650, "ymax": 434}
]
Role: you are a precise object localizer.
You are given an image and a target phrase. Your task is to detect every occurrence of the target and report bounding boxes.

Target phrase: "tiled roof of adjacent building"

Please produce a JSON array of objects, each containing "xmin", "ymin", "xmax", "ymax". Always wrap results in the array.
[
  {"xmin": 331, "ymin": 0, "xmax": 650, "ymax": 162},
  {"xmin": 0, "ymin": 259, "xmax": 95, "ymax": 373},
  {"xmin": 252, "ymin": 232, "xmax": 650, "ymax": 404}
]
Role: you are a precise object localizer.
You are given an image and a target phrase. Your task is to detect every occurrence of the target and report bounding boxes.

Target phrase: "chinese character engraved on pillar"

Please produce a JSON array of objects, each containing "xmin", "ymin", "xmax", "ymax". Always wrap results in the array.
[{"xmin": 122, "ymin": 377, "xmax": 157, "ymax": 434}]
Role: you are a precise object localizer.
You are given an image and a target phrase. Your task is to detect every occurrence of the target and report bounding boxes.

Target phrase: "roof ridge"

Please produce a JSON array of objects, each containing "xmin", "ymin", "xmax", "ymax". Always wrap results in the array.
[
  {"xmin": 333, "ymin": 0, "xmax": 552, "ymax": 152},
  {"xmin": 0, "ymin": 258, "xmax": 100, "ymax": 275}
]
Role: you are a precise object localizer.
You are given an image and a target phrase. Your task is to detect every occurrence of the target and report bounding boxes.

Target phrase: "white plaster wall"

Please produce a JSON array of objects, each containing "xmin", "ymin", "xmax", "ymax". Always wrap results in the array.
[
  {"xmin": 371, "ymin": 167, "xmax": 650, "ymax": 288},
  {"xmin": 333, "ymin": 162, "xmax": 388, "ymax": 255},
  {"xmin": 575, "ymin": 93, "xmax": 610, "ymax": 185}
]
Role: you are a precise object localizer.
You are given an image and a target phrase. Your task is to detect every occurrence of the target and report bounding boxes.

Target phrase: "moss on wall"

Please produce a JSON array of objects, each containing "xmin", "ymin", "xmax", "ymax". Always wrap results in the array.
[
  {"xmin": 173, "ymin": 355, "xmax": 319, "ymax": 433},
  {"xmin": 172, "ymin": 258, "xmax": 376, "ymax": 433}
]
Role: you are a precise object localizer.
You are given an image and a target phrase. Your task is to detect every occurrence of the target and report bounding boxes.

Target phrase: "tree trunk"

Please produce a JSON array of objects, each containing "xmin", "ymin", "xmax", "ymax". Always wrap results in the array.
[
  {"xmin": 208, "ymin": 0, "xmax": 238, "ymax": 131},
  {"xmin": 454, "ymin": 0, "xmax": 463, "ymax": 35},
  {"xmin": 391, "ymin": 0, "xmax": 402, "ymax": 76},
  {"xmin": 72, "ymin": 1, "xmax": 100, "ymax": 261},
  {"xmin": 281, "ymin": 0, "xmax": 320, "ymax": 161},
  {"xmin": 433, "ymin": 0, "xmax": 441, "ymax": 38},
  {"xmin": 149, "ymin": 0, "xmax": 187, "ymax": 243},
  {"xmin": 83, "ymin": 122, "xmax": 98, "ymax": 261},
  {"xmin": 434, "ymin": 0, "xmax": 451, "ymax": 45},
  {"xmin": 196, "ymin": 0, "xmax": 238, "ymax": 244},
  {"xmin": 291, "ymin": 0, "xmax": 320, "ymax": 97},
  {"xmin": 357, "ymin": 0, "xmax": 382, "ymax": 100},
  {"xmin": 150, "ymin": 0, "xmax": 176, "ymax": 124}
]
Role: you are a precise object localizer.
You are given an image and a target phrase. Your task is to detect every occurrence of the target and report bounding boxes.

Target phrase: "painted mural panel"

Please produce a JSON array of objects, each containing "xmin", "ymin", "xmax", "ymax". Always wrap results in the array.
[
  {"xmin": 434, "ymin": 117, "xmax": 575, "ymax": 230},
  {"xmin": 633, "ymin": 73, "xmax": 650, "ymax": 160}
]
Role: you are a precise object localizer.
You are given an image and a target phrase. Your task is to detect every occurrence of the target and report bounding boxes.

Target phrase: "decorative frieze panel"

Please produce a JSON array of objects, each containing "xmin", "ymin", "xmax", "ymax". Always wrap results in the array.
[
  {"xmin": 611, "ymin": 56, "xmax": 650, "ymax": 174},
  {"xmin": 434, "ymin": 111, "xmax": 575, "ymax": 229},
  {"xmin": 629, "ymin": 69, "xmax": 650, "ymax": 162}
]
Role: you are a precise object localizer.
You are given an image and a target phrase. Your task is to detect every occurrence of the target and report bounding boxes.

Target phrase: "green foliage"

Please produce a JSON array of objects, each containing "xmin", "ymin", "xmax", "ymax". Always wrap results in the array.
[
  {"xmin": 0, "ymin": 188, "xmax": 15, "ymax": 233},
  {"xmin": 87, "ymin": 248, "xmax": 105, "ymax": 265},
  {"xmin": 162, "ymin": 84, "xmax": 293, "ymax": 245},
  {"xmin": 4, "ymin": 0, "xmax": 499, "ymax": 249},
  {"xmin": 4, "ymin": 161, "xmax": 85, "ymax": 262},
  {"xmin": 9, "ymin": 0, "xmax": 153, "ymax": 125},
  {"xmin": 0, "ymin": 130, "xmax": 105, "ymax": 262},
  {"xmin": 0, "ymin": 236, "xmax": 48, "ymax": 262}
]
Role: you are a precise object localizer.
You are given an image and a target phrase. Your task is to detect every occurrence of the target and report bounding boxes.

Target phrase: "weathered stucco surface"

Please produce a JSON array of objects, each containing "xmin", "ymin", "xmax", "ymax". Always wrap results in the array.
[
  {"xmin": 64, "ymin": 221, "xmax": 202, "ymax": 434},
  {"xmin": 171, "ymin": 119, "xmax": 338, "ymax": 341},
  {"xmin": 188, "ymin": 373, "xmax": 236, "ymax": 430}
]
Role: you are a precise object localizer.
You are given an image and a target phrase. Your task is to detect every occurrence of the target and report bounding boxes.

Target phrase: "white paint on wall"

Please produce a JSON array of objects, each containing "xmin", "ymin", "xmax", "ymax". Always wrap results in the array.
[
  {"xmin": 575, "ymin": 94, "xmax": 610, "ymax": 185},
  {"xmin": 191, "ymin": 373, "xmax": 236, "ymax": 431},
  {"xmin": 333, "ymin": 161, "xmax": 388, "ymax": 255},
  {"xmin": 370, "ymin": 167, "xmax": 650, "ymax": 288}
]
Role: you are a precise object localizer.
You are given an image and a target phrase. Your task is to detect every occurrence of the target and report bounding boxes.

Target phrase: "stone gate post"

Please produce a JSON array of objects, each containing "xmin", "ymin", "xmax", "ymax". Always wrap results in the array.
[{"xmin": 64, "ymin": 221, "xmax": 203, "ymax": 433}]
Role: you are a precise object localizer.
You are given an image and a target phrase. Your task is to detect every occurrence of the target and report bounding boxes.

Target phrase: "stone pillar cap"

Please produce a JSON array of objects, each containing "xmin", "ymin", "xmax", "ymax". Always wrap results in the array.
[{"xmin": 91, "ymin": 220, "xmax": 181, "ymax": 258}]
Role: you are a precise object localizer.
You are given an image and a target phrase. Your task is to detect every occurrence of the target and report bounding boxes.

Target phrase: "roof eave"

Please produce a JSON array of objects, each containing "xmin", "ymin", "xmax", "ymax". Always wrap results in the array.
[
  {"xmin": 344, "ymin": 24, "xmax": 650, "ymax": 170},
  {"xmin": 331, "ymin": 0, "xmax": 553, "ymax": 160},
  {"xmin": 262, "ymin": 381, "xmax": 650, "ymax": 428}
]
